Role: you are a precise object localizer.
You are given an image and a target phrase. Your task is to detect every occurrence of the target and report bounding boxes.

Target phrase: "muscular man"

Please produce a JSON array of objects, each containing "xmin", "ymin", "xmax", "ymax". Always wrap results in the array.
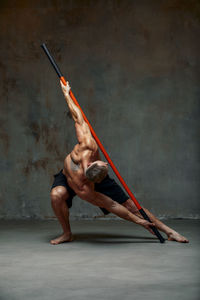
[{"xmin": 50, "ymin": 81, "xmax": 188, "ymax": 245}]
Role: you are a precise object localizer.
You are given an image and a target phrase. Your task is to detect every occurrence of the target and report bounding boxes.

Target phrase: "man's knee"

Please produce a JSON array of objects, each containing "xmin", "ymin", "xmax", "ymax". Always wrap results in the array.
[{"xmin": 51, "ymin": 186, "xmax": 68, "ymax": 205}]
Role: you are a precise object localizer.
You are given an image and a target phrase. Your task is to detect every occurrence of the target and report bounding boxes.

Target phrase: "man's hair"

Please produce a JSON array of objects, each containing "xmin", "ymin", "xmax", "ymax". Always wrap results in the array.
[{"xmin": 85, "ymin": 163, "xmax": 108, "ymax": 183}]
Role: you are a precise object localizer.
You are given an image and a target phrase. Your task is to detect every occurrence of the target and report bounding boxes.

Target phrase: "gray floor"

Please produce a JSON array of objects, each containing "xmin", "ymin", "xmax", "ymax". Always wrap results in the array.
[{"xmin": 0, "ymin": 219, "xmax": 199, "ymax": 300}]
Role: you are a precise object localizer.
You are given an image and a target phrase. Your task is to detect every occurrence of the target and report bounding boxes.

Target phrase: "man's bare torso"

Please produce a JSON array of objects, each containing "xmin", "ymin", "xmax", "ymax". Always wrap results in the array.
[{"xmin": 63, "ymin": 140, "xmax": 100, "ymax": 194}]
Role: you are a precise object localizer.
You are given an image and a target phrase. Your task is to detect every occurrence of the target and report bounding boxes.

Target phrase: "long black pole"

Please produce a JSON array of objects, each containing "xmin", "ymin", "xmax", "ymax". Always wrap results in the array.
[
  {"xmin": 41, "ymin": 43, "xmax": 63, "ymax": 78},
  {"xmin": 41, "ymin": 43, "xmax": 165, "ymax": 243}
]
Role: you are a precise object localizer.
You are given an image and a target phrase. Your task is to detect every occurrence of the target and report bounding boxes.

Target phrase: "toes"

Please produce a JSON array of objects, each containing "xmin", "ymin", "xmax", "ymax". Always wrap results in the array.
[
  {"xmin": 50, "ymin": 239, "xmax": 60, "ymax": 245},
  {"xmin": 183, "ymin": 239, "xmax": 189, "ymax": 243},
  {"xmin": 168, "ymin": 235, "xmax": 189, "ymax": 243}
]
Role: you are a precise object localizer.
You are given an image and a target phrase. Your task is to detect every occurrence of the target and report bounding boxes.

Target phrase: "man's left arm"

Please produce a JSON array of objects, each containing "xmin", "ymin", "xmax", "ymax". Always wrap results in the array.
[
  {"xmin": 60, "ymin": 80, "xmax": 84, "ymax": 125},
  {"xmin": 60, "ymin": 80, "xmax": 95, "ymax": 145}
]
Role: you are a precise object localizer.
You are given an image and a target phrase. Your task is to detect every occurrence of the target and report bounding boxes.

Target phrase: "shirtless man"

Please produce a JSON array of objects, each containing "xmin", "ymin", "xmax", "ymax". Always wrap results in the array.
[{"xmin": 50, "ymin": 81, "xmax": 189, "ymax": 245}]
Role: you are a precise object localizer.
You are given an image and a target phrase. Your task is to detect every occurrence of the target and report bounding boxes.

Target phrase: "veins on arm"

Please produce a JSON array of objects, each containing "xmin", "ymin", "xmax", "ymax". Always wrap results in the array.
[
  {"xmin": 60, "ymin": 80, "xmax": 94, "ymax": 144},
  {"xmin": 60, "ymin": 80, "xmax": 84, "ymax": 125},
  {"xmin": 65, "ymin": 94, "xmax": 84, "ymax": 125}
]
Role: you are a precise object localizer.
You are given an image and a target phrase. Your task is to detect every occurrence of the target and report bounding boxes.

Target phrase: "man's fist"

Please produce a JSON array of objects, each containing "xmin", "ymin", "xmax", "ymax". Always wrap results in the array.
[{"xmin": 60, "ymin": 80, "xmax": 71, "ymax": 96}]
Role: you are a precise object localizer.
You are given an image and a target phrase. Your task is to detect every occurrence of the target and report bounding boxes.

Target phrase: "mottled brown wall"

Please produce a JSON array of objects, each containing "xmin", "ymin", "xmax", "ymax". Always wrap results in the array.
[{"xmin": 0, "ymin": 0, "xmax": 199, "ymax": 219}]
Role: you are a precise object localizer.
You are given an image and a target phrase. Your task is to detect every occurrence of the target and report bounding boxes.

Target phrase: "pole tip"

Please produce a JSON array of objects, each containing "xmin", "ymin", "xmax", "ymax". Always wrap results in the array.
[{"xmin": 41, "ymin": 43, "xmax": 46, "ymax": 49}]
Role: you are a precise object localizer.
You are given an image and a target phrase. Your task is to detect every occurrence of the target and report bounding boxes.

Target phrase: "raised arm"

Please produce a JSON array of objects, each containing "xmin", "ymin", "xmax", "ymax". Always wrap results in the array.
[
  {"xmin": 60, "ymin": 80, "xmax": 94, "ymax": 143},
  {"xmin": 60, "ymin": 80, "xmax": 85, "ymax": 125}
]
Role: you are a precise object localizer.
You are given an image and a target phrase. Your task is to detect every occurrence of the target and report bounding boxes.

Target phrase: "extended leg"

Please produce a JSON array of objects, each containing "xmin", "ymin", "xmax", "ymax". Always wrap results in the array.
[
  {"xmin": 50, "ymin": 186, "xmax": 73, "ymax": 245},
  {"xmin": 122, "ymin": 199, "xmax": 189, "ymax": 243},
  {"xmin": 79, "ymin": 190, "xmax": 155, "ymax": 235}
]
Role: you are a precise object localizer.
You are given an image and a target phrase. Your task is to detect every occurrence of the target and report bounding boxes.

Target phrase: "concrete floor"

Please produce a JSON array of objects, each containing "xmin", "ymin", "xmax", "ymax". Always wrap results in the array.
[{"xmin": 0, "ymin": 219, "xmax": 199, "ymax": 300}]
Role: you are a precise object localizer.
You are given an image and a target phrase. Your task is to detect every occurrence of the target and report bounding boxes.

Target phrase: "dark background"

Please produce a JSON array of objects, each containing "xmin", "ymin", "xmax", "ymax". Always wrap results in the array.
[{"xmin": 0, "ymin": 0, "xmax": 199, "ymax": 219}]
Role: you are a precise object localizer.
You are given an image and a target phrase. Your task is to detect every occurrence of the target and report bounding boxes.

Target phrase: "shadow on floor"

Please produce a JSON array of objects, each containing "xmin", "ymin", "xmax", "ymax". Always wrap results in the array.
[{"xmin": 47, "ymin": 232, "xmax": 160, "ymax": 244}]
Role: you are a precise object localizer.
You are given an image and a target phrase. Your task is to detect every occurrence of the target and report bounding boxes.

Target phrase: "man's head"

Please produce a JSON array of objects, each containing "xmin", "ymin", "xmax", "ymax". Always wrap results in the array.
[{"xmin": 85, "ymin": 160, "xmax": 108, "ymax": 183}]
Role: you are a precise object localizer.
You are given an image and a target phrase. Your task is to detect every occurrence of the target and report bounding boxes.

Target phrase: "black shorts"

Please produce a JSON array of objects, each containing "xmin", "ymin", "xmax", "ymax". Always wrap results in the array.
[{"xmin": 51, "ymin": 170, "xmax": 129, "ymax": 215}]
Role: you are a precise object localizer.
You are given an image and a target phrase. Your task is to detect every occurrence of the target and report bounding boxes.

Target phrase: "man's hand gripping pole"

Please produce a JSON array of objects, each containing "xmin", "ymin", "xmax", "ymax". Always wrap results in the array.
[{"xmin": 41, "ymin": 43, "xmax": 165, "ymax": 243}]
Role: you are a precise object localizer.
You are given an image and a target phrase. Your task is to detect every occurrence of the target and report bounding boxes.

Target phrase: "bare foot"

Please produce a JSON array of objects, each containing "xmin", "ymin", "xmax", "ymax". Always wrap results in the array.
[
  {"xmin": 168, "ymin": 231, "xmax": 189, "ymax": 243},
  {"xmin": 50, "ymin": 233, "xmax": 73, "ymax": 245}
]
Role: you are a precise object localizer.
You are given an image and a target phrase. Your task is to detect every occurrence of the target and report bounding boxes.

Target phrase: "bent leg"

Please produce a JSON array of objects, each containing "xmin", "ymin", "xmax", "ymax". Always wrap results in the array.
[
  {"xmin": 50, "ymin": 186, "xmax": 73, "ymax": 245},
  {"xmin": 122, "ymin": 199, "xmax": 189, "ymax": 243}
]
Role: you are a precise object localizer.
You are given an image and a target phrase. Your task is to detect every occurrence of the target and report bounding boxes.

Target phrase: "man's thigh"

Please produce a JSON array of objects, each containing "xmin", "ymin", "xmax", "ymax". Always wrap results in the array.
[
  {"xmin": 51, "ymin": 170, "xmax": 76, "ymax": 208},
  {"xmin": 95, "ymin": 175, "xmax": 129, "ymax": 214}
]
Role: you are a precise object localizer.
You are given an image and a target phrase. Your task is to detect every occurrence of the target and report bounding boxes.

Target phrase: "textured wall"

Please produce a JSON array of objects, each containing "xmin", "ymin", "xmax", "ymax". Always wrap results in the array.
[{"xmin": 0, "ymin": 0, "xmax": 199, "ymax": 219}]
